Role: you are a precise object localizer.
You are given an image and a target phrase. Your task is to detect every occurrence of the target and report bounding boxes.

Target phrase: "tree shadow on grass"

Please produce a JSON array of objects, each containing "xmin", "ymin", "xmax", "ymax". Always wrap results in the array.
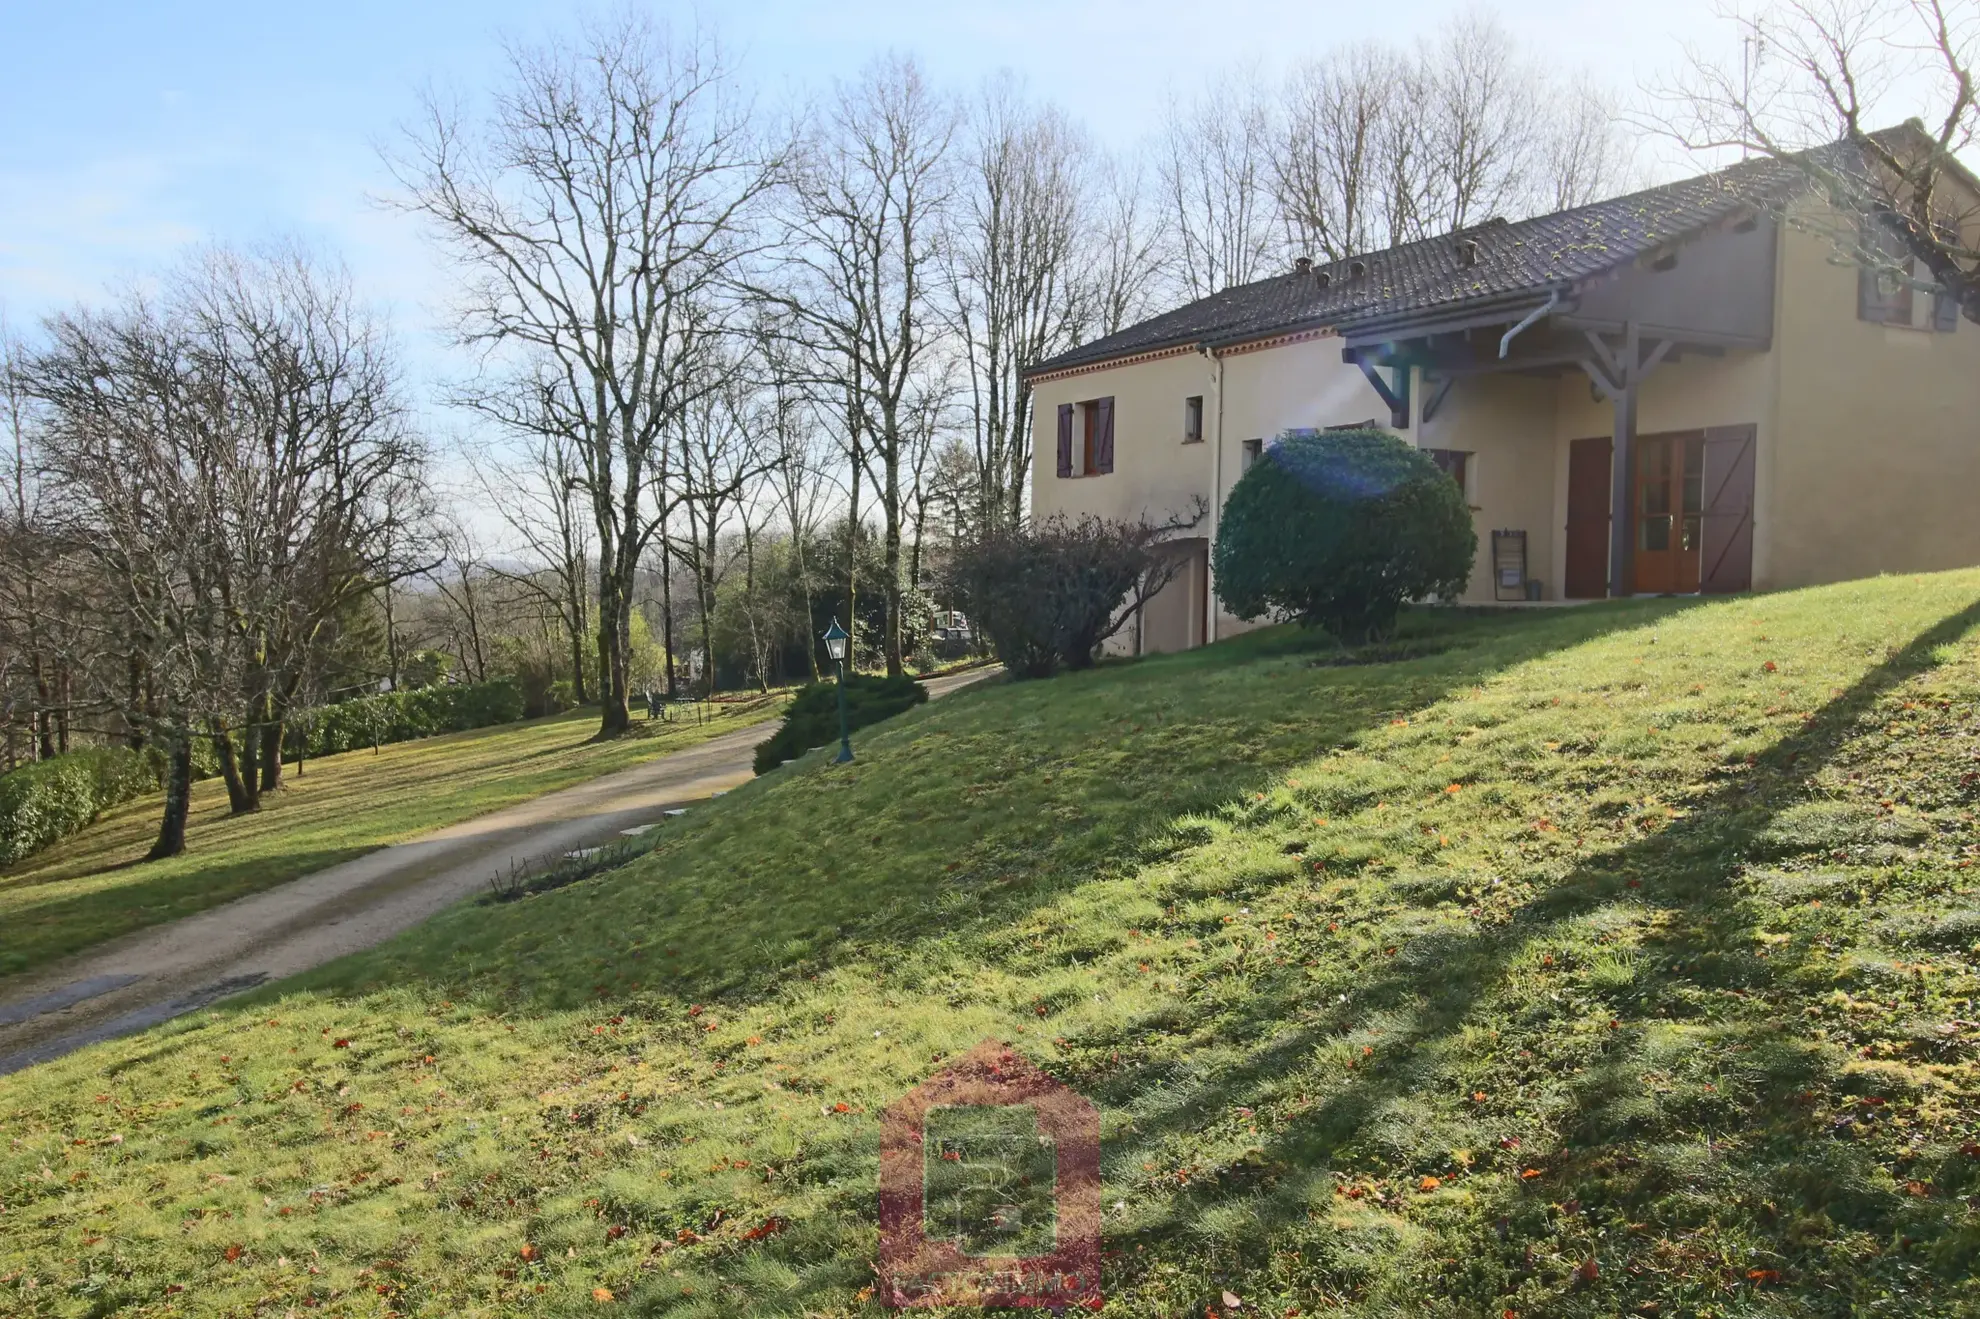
[
  {"xmin": 1054, "ymin": 596, "xmax": 1980, "ymax": 1314},
  {"xmin": 0, "ymin": 847, "xmax": 378, "ymax": 982},
  {"xmin": 302, "ymin": 600, "xmax": 1706, "ymax": 1019}
]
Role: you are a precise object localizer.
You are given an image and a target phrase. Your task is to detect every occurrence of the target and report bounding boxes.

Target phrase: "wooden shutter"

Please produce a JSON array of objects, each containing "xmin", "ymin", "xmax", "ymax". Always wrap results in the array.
[
  {"xmin": 1056, "ymin": 404, "xmax": 1074, "ymax": 477},
  {"xmin": 1094, "ymin": 397, "xmax": 1115, "ymax": 474},
  {"xmin": 1564, "ymin": 437, "xmax": 1611, "ymax": 599},
  {"xmin": 1699, "ymin": 425, "xmax": 1756, "ymax": 594}
]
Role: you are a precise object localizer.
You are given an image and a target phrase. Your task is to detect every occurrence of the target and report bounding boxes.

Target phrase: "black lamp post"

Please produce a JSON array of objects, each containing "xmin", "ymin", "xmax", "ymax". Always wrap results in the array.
[{"xmin": 822, "ymin": 617, "xmax": 853, "ymax": 763}]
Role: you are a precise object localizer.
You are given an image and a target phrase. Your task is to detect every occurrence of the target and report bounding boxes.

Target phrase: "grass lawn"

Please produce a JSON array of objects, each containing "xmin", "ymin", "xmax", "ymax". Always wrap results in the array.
[
  {"xmin": 4, "ymin": 574, "xmax": 1980, "ymax": 1317},
  {"xmin": 0, "ymin": 697, "xmax": 786, "ymax": 984}
]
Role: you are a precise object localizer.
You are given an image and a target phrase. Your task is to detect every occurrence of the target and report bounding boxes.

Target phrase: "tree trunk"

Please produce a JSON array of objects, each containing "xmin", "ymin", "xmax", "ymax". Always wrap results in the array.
[
  {"xmin": 238, "ymin": 699, "xmax": 261, "ymax": 802},
  {"xmin": 595, "ymin": 575, "xmax": 632, "ymax": 736},
  {"xmin": 382, "ymin": 583, "xmax": 401, "ymax": 691},
  {"xmin": 125, "ymin": 653, "xmax": 147, "ymax": 751},
  {"xmin": 211, "ymin": 718, "xmax": 257, "ymax": 814},
  {"xmin": 882, "ymin": 413, "xmax": 906, "ymax": 679},
  {"xmin": 148, "ymin": 734, "xmax": 193, "ymax": 861},
  {"xmin": 661, "ymin": 539, "xmax": 680, "ymax": 699},
  {"xmin": 259, "ymin": 719, "xmax": 283, "ymax": 794},
  {"xmin": 55, "ymin": 665, "xmax": 71, "ymax": 753},
  {"xmin": 32, "ymin": 654, "xmax": 51, "ymax": 760}
]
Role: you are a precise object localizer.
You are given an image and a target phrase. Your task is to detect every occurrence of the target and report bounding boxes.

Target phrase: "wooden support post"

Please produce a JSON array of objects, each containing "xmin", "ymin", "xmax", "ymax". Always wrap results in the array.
[
  {"xmin": 1607, "ymin": 321, "xmax": 1640, "ymax": 599},
  {"xmin": 1353, "ymin": 358, "xmax": 1411, "ymax": 430}
]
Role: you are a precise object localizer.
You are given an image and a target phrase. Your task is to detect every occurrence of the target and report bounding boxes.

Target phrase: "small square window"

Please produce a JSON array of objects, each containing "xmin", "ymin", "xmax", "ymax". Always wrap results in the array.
[
  {"xmin": 1241, "ymin": 437, "xmax": 1263, "ymax": 472},
  {"xmin": 1424, "ymin": 448, "xmax": 1470, "ymax": 494},
  {"xmin": 1183, "ymin": 395, "xmax": 1204, "ymax": 443}
]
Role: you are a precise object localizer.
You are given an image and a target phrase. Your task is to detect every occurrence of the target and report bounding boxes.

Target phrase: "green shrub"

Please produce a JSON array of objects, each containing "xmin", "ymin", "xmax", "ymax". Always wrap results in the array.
[
  {"xmin": 753, "ymin": 674, "xmax": 927, "ymax": 774},
  {"xmin": 939, "ymin": 513, "xmax": 1190, "ymax": 679},
  {"xmin": 1213, "ymin": 428, "xmax": 1475, "ymax": 641},
  {"xmin": 0, "ymin": 746, "xmax": 158, "ymax": 866},
  {"xmin": 304, "ymin": 679, "xmax": 526, "ymax": 757}
]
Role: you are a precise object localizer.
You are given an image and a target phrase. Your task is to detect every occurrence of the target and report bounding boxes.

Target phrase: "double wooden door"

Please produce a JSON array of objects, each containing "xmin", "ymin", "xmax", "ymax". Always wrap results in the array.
[{"xmin": 1564, "ymin": 426, "xmax": 1756, "ymax": 597}]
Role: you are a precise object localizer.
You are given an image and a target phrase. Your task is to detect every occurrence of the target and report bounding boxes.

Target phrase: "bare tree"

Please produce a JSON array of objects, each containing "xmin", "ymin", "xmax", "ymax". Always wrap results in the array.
[
  {"xmin": 390, "ymin": 12, "xmax": 784, "ymax": 735},
  {"xmin": 946, "ymin": 77, "xmax": 1091, "ymax": 533},
  {"xmin": 479, "ymin": 425, "xmax": 595, "ymax": 703},
  {"xmin": 30, "ymin": 301, "xmax": 242, "ymax": 856},
  {"xmin": 1086, "ymin": 148, "xmax": 1171, "ymax": 336},
  {"xmin": 755, "ymin": 324, "xmax": 832, "ymax": 680},
  {"xmin": 1421, "ymin": 13, "xmax": 1537, "ymax": 234},
  {"xmin": 426, "ymin": 515, "xmax": 494, "ymax": 684},
  {"xmin": 0, "ymin": 325, "xmax": 61, "ymax": 763},
  {"xmin": 1539, "ymin": 75, "xmax": 1636, "ymax": 212},
  {"xmin": 1661, "ymin": 0, "xmax": 1980, "ymax": 322},
  {"xmin": 771, "ymin": 54, "xmax": 956, "ymax": 677},
  {"xmin": 1276, "ymin": 44, "xmax": 1398, "ymax": 261},
  {"xmin": 669, "ymin": 360, "xmax": 773, "ymax": 696},
  {"xmin": 1159, "ymin": 71, "xmax": 1279, "ymax": 296}
]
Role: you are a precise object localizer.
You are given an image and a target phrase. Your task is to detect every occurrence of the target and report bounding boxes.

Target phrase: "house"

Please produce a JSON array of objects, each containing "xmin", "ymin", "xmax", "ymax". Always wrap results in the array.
[{"xmin": 1026, "ymin": 131, "xmax": 1980, "ymax": 653}]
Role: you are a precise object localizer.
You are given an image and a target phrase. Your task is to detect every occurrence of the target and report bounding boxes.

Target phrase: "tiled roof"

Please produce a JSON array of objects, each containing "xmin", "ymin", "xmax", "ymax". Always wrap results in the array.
[{"xmin": 1028, "ymin": 152, "xmax": 1811, "ymax": 377}]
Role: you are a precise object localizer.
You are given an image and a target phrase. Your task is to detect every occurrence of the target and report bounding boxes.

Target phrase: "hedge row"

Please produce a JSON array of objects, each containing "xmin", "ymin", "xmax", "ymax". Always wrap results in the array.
[
  {"xmin": 0, "ymin": 746, "xmax": 158, "ymax": 866},
  {"xmin": 753, "ymin": 673, "xmax": 927, "ymax": 775},
  {"xmin": 300, "ymin": 680, "xmax": 526, "ymax": 758}
]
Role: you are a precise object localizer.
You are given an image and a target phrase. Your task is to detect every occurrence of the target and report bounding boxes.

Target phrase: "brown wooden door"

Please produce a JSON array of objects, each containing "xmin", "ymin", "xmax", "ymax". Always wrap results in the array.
[
  {"xmin": 1632, "ymin": 431, "xmax": 1705, "ymax": 594},
  {"xmin": 1699, "ymin": 426, "xmax": 1756, "ymax": 593},
  {"xmin": 1565, "ymin": 437, "xmax": 1611, "ymax": 598}
]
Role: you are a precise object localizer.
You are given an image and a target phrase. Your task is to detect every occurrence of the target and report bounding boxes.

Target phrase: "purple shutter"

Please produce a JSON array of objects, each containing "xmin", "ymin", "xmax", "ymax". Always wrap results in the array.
[
  {"xmin": 1094, "ymin": 397, "xmax": 1115, "ymax": 474},
  {"xmin": 1699, "ymin": 425, "xmax": 1756, "ymax": 594},
  {"xmin": 1056, "ymin": 404, "xmax": 1074, "ymax": 477}
]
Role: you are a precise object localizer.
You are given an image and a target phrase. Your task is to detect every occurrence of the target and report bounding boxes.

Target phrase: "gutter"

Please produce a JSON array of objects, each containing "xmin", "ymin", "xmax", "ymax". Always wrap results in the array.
[
  {"xmin": 1203, "ymin": 343, "xmax": 1226, "ymax": 645},
  {"xmin": 1498, "ymin": 289, "xmax": 1561, "ymax": 357}
]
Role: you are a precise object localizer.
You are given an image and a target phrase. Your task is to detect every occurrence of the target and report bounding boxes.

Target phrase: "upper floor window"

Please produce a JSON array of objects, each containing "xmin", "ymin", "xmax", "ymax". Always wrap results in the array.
[
  {"xmin": 1055, "ymin": 397, "xmax": 1114, "ymax": 477},
  {"xmin": 1240, "ymin": 437, "xmax": 1263, "ymax": 473},
  {"xmin": 1183, "ymin": 395, "xmax": 1204, "ymax": 444},
  {"xmin": 1859, "ymin": 220, "xmax": 1958, "ymax": 331}
]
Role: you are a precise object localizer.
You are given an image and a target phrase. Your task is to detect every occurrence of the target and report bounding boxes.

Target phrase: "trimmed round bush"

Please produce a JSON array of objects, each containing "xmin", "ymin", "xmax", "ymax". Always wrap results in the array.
[{"xmin": 1213, "ymin": 428, "xmax": 1476, "ymax": 640}]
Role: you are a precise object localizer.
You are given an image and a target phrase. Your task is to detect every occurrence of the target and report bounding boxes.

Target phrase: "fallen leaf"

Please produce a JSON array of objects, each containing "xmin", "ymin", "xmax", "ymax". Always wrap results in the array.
[
  {"xmin": 1223, "ymin": 1291, "xmax": 1243, "ymax": 1309},
  {"xmin": 1418, "ymin": 1175, "xmax": 1441, "ymax": 1191},
  {"xmin": 593, "ymin": 1287, "xmax": 615, "ymax": 1302}
]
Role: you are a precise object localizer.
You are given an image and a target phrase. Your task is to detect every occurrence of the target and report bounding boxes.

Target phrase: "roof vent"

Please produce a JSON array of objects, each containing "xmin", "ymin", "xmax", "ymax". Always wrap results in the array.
[
  {"xmin": 1316, "ymin": 270, "xmax": 1331, "ymax": 288},
  {"xmin": 1456, "ymin": 237, "xmax": 1480, "ymax": 268},
  {"xmin": 1294, "ymin": 255, "xmax": 1313, "ymax": 274},
  {"xmin": 1350, "ymin": 260, "xmax": 1367, "ymax": 279}
]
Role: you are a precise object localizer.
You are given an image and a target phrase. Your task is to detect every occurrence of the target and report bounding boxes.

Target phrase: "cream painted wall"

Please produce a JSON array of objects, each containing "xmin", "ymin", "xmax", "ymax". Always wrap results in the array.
[
  {"xmin": 1418, "ymin": 372, "xmax": 1558, "ymax": 600},
  {"xmin": 1766, "ymin": 207, "xmax": 1980, "ymax": 587},
  {"xmin": 1030, "ymin": 349, "xmax": 1221, "ymax": 529}
]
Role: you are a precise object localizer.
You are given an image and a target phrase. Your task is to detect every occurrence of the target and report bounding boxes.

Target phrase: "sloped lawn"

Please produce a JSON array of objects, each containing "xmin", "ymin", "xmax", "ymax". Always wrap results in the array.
[
  {"xmin": 3, "ymin": 575, "xmax": 1979, "ymax": 1317},
  {"xmin": 0, "ymin": 698, "xmax": 783, "ymax": 983}
]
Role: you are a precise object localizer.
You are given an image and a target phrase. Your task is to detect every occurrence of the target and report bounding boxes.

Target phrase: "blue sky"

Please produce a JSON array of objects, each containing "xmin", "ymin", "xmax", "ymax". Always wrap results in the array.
[{"xmin": 0, "ymin": 0, "xmax": 1748, "ymax": 441}]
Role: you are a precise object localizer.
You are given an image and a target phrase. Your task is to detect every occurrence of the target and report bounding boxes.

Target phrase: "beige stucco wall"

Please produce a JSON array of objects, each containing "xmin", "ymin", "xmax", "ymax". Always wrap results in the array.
[
  {"xmin": 1029, "ymin": 349, "xmax": 1220, "ymax": 529},
  {"xmin": 1765, "ymin": 206, "xmax": 1980, "ymax": 586},
  {"xmin": 1418, "ymin": 372, "xmax": 1558, "ymax": 600}
]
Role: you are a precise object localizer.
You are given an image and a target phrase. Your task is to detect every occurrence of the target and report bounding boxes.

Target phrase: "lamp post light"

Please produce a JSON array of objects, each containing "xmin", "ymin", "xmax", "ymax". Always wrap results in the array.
[{"xmin": 822, "ymin": 617, "xmax": 853, "ymax": 763}]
